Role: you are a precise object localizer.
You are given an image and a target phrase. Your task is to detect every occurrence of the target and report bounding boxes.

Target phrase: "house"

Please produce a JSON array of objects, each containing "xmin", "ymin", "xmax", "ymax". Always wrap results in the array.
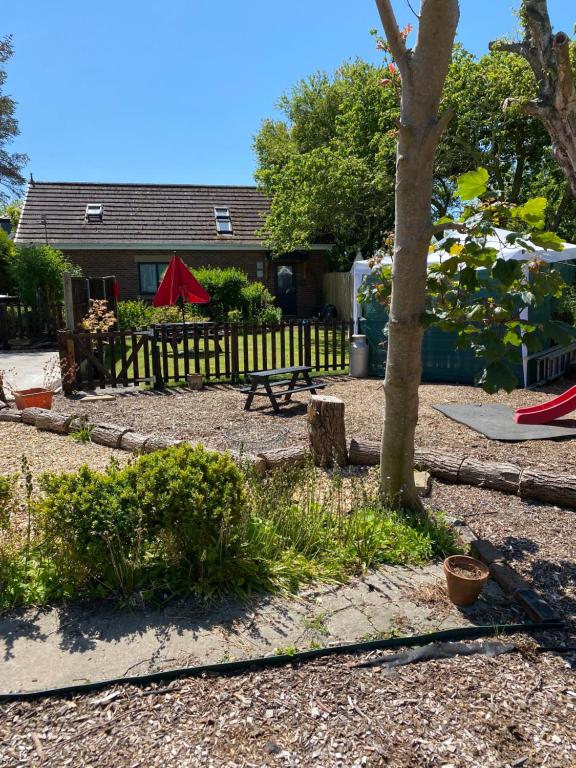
[{"xmin": 14, "ymin": 180, "xmax": 332, "ymax": 317}]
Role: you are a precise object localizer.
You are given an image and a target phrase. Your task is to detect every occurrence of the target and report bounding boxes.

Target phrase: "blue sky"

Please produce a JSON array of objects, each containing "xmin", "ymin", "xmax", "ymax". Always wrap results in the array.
[{"xmin": 4, "ymin": 0, "xmax": 574, "ymax": 188}]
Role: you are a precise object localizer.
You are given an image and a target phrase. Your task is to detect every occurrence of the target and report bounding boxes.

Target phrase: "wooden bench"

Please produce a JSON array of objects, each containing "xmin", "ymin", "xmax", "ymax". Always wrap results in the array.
[{"xmin": 241, "ymin": 366, "xmax": 325, "ymax": 413}]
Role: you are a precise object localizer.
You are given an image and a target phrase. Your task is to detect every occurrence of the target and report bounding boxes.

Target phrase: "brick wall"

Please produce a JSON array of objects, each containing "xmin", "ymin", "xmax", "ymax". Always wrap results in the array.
[{"xmin": 64, "ymin": 248, "xmax": 327, "ymax": 317}]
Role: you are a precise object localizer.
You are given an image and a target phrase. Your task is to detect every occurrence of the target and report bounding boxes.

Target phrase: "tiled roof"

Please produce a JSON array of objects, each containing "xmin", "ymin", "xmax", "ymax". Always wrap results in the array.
[{"xmin": 15, "ymin": 181, "xmax": 271, "ymax": 247}]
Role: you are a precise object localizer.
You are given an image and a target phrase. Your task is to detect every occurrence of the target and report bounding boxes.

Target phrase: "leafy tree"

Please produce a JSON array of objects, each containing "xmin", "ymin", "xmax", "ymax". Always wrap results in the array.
[
  {"xmin": 9, "ymin": 245, "xmax": 82, "ymax": 306},
  {"xmin": 0, "ymin": 228, "xmax": 14, "ymax": 293},
  {"xmin": 0, "ymin": 198, "xmax": 22, "ymax": 230},
  {"xmin": 0, "ymin": 36, "xmax": 27, "ymax": 203},
  {"xmin": 491, "ymin": 0, "xmax": 576, "ymax": 199},
  {"xmin": 361, "ymin": 168, "xmax": 571, "ymax": 394},
  {"xmin": 254, "ymin": 60, "xmax": 398, "ymax": 268},
  {"xmin": 255, "ymin": 41, "xmax": 575, "ymax": 271}
]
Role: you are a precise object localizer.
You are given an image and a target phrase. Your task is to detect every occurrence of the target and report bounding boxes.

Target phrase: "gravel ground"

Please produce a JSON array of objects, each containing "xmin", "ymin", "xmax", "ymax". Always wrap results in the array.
[{"xmin": 52, "ymin": 377, "xmax": 576, "ymax": 469}]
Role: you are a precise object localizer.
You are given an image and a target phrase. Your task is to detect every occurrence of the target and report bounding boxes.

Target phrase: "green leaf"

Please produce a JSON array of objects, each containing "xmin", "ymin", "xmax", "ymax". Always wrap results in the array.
[
  {"xmin": 515, "ymin": 197, "xmax": 547, "ymax": 229},
  {"xmin": 493, "ymin": 258, "xmax": 522, "ymax": 286},
  {"xmin": 477, "ymin": 362, "xmax": 518, "ymax": 394},
  {"xmin": 503, "ymin": 330, "xmax": 523, "ymax": 347},
  {"xmin": 543, "ymin": 321, "xmax": 576, "ymax": 346},
  {"xmin": 456, "ymin": 168, "xmax": 489, "ymax": 201},
  {"xmin": 529, "ymin": 231, "xmax": 564, "ymax": 251}
]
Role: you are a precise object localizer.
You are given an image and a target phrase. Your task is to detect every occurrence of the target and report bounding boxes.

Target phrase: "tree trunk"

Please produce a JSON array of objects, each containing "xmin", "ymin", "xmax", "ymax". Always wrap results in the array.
[
  {"xmin": 491, "ymin": 0, "xmax": 576, "ymax": 196},
  {"xmin": 375, "ymin": 0, "xmax": 460, "ymax": 511},
  {"xmin": 307, "ymin": 395, "xmax": 348, "ymax": 467}
]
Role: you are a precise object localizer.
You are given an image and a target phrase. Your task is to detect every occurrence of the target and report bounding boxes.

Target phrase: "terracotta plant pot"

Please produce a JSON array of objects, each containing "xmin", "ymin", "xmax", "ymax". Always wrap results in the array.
[
  {"xmin": 443, "ymin": 554, "xmax": 489, "ymax": 607},
  {"xmin": 12, "ymin": 387, "xmax": 54, "ymax": 411}
]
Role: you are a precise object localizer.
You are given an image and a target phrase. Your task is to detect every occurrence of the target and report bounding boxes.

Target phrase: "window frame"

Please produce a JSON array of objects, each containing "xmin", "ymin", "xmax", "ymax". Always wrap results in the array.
[
  {"xmin": 138, "ymin": 262, "xmax": 169, "ymax": 296},
  {"xmin": 214, "ymin": 206, "xmax": 233, "ymax": 235}
]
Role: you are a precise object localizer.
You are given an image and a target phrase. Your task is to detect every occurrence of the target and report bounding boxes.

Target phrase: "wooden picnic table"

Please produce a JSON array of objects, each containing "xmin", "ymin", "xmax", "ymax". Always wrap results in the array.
[{"xmin": 240, "ymin": 365, "xmax": 325, "ymax": 413}]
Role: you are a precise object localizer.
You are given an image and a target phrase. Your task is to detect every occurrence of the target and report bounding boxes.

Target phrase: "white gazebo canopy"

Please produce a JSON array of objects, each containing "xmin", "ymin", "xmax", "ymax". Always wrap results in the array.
[{"xmin": 352, "ymin": 228, "xmax": 576, "ymax": 331}]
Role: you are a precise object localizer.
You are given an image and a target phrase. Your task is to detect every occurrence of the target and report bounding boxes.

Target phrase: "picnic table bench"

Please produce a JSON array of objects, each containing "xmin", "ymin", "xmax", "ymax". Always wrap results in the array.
[{"xmin": 240, "ymin": 365, "xmax": 325, "ymax": 413}]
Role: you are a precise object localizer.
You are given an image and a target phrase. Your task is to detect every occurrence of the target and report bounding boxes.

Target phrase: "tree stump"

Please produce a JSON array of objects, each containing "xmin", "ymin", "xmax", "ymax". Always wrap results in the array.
[{"xmin": 307, "ymin": 395, "xmax": 348, "ymax": 467}]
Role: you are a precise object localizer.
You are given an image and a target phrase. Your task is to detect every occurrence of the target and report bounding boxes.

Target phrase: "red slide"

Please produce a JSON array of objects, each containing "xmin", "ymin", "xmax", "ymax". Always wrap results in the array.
[{"xmin": 514, "ymin": 384, "xmax": 576, "ymax": 424}]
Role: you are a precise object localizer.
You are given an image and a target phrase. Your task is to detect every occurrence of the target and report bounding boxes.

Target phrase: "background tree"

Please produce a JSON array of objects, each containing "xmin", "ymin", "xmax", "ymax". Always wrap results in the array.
[
  {"xmin": 0, "ymin": 198, "xmax": 22, "ymax": 230},
  {"xmin": 0, "ymin": 228, "xmax": 14, "ymax": 293},
  {"xmin": 9, "ymin": 245, "xmax": 81, "ymax": 307},
  {"xmin": 0, "ymin": 36, "xmax": 27, "ymax": 204},
  {"xmin": 491, "ymin": 0, "xmax": 576, "ymax": 197},
  {"xmin": 254, "ymin": 60, "xmax": 399, "ymax": 268},
  {"xmin": 255, "ymin": 42, "xmax": 575, "ymax": 271}
]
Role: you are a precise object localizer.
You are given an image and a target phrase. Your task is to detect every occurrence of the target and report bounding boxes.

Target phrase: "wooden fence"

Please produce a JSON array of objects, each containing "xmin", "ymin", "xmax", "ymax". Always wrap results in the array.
[
  {"xmin": 0, "ymin": 297, "xmax": 64, "ymax": 350},
  {"xmin": 58, "ymin": 320, "xmax": 353, "ymax": 390}
]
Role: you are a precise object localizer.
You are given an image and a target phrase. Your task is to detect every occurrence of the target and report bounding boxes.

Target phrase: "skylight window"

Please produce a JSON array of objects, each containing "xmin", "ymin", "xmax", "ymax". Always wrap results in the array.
[
  {"xmin": 214, "ymin": 207, "xmax": 232, "ymax": 234},
  {"xmin": 85, "ymin": 203, "xmax": 103, "ymax": 222}
]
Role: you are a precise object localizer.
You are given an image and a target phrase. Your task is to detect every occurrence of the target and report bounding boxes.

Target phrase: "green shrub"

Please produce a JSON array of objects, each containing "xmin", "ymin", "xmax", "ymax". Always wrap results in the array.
[
  {"xmin": 10, "ymin": 244, "xmax": 82, "ymax": 305},
  {"xmin": 35, "ymin": 463, "xmax": 145, "ymax": 590},
  {"xmin": 0, "ymin": 230, "xmax": 15, "ymax": 295},
  {"xmin": 227, "ymin": 309, "xmax": 243, "ymax": 323},
  {"xmin": 151, "ymin": 304, "xmax": 204, "ymax": 324},
  {"xmin": 240, "ymin": 282, "xmax": 276, "ymax": 320},
  {"xmin": 258, "ymin": 305, "xmax": 282, "ymax": 324},
  {"xmin": 117, "ymin": 300, "xmax": 155, "ymax": 329},
  {"xmin": 194, "ymin": 267, "xmax": 249, "ymax": 321},
  {"xmin": 126, "ymin": 444, "xmax": 247, "ymax": 571}
]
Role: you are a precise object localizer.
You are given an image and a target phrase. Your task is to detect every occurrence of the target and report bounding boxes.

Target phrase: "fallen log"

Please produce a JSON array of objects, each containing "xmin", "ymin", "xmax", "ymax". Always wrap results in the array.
[
  {"xmin": 35, "ymin": 412, "xmax": 74, "ymax": 434},
  {"xmin": 257, "ymin": 446, "xmax": 309, "ymax": 471},
  {"xmin": 518, "ymin": 468, "xmax": 576, "ymax": 508},
  {"xmin": 20, "ymin": 407, "xmax": 52, "ymax": 426},
  {"xmin": 91, "ymin": 423, "xmax": 134, "ymax": 449},
  {"xmin": 348, "ymin": 437, "xmax": 576, "ymax": 509},
  {"xmin": 459, "ymin": 458, "xmax": 521, "ymax": 494}
]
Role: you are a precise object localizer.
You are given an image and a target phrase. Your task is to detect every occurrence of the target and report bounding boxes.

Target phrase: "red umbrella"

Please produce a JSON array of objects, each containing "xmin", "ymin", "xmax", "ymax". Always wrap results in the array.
[{"xmin": 153, "ymin": 254, "xmax": 210, "ymax": 322}]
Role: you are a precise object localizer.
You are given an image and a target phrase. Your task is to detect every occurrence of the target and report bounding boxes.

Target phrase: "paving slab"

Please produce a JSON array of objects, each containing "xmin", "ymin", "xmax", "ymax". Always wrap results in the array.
[
  {"xmin": 0, "ymin": 350, "xmax": 59, "ymax": 395},
  {"xmin": 0, "ymin": 563, "xmax": 517, "ymax": 695}
]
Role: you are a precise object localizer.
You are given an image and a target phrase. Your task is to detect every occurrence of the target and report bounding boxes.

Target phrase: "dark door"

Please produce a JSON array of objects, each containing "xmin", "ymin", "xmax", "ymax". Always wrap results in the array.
[{"xmin": 275, "ymin": 263, "xmax": 297, "ymax": 316}]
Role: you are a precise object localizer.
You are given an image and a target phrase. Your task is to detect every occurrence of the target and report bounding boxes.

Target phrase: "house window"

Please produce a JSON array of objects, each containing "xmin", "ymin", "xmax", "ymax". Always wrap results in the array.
[
  {"xmin": 256, "ymin": 261, "xmax": 264, "ymax": 279},
  {"xmin": 85, "ymin": 203, "xmax": 103, "ymax": 222},
  {"xmin": 138, "ymin": 262, "xmax": 168, "ymax": 295},
  {"xmin": 214, "ymin": 207, "xmax": 233, "ymax": 234}
]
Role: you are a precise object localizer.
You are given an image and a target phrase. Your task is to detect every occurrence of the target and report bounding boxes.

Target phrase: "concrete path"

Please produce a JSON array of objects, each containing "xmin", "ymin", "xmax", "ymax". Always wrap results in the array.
[
  {"xmin": 0, "ymin": 350, "xmax": 59, "ymax": 394},
  {"xmin": 0, "ymin": 564, "xmax": 517, "ymax": 694}
]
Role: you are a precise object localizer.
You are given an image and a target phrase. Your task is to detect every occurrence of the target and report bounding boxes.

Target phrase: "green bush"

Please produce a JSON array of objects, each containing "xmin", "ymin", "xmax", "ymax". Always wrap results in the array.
[
  {"xmin": 0, "ymin": 230, "xmax": 15, "ymax": 294},
  {"xmin": 126, "ymin": 444, "xmax": 247, "ymax": 569},
  {"xmin": 0, "ymin": 473, "xmax": 17, "ymax": 530},
  {"xmin": 258, "ymin": 305, "xmax": 282, "ymax": 324},
  {"xmin": 194, "ymin": 267, "xmax": 249, "ymax": 321},
  {"xmin": 0, "ymin": 449, "xmax": 458, "ymax": 609},
  {"xmin": 117, "ymin": 300, "xmax": 155, "ymax": 329},
  {"xmin": 240, "ymin": 282, "xmax": 276, "ymax": 320},
  {"xmin": 10, "ymin": 244, "xmax": 82, "ymax": 305},
  {"xmin": 227, "ymin": 309, "xmax": 243, "ymax": 323},
  {"xmin": 35, "ymin": 463, "xmax": 145, "ymax": 590}
]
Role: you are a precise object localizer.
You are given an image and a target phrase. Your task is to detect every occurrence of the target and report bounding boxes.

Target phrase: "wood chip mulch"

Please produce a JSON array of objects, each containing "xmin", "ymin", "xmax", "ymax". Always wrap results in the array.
[
  {"xmin": 1, "ymin": 647, "xmax": 575, "ymax": 767},
  {"xmin": 53, "ymin": 377, "xmax": 576, "ymax": 470}
]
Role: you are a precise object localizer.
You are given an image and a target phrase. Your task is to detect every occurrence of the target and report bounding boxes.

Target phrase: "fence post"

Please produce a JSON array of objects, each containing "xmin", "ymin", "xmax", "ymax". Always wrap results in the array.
[
  {"xmin": 230, "ymin": 323, "xmax": 239, "ymax": 383},
  {"xmin": 303, "ymin": 320, "xmax": 312, "ymax": 368},
  {"xmin": 0, "ymin": 301, "xmax": 9, "ymax": 350},
  {"xmin": 59, "ymin": 330, "xmax": 78, "ymax": 395},
  {"xmin": 151, "ymin": 329, "xmax": 164, "ymax": 390}
]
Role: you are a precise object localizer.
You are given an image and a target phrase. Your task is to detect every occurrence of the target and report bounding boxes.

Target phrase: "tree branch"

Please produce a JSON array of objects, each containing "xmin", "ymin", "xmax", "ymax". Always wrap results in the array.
[
  {"xmin": 553, "ymin": 32, "xmax": 575, "ymax": 109},
  {"xmin": 431, "ymin": 221, "xmax": 468, "ymax": 236},
  {"xmin": 412, "ymin": 0, "xmax": 460, "ymax": 105},
  {"xmin": 374, "ymin": 0, "xmax": 410, "ymax": 74}
]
